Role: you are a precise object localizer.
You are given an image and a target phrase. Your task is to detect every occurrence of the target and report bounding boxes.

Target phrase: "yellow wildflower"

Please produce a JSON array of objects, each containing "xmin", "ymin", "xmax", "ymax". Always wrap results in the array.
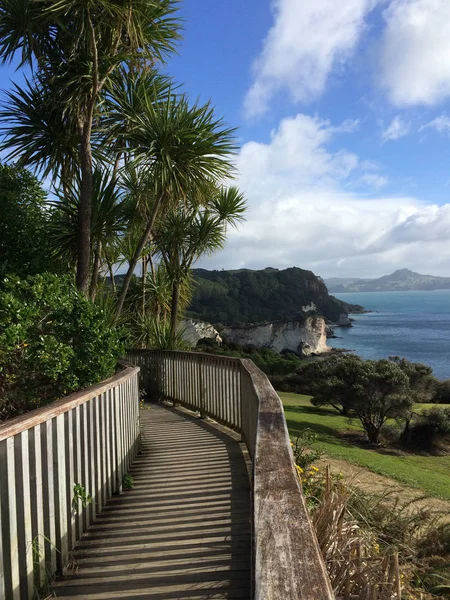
[
  {"xmin": 295, "ymin": 464, "xmax": 303, "ymax": 474},
  {"xmin": 311, "ymin": 466, "xmax": 319, "ymax": 472}
]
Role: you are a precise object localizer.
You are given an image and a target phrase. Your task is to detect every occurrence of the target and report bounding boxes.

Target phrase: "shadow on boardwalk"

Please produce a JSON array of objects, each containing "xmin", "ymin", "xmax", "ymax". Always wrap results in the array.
[{"xmin": 54, "ymin": 402, "xmax": 251, "ymax": 600}]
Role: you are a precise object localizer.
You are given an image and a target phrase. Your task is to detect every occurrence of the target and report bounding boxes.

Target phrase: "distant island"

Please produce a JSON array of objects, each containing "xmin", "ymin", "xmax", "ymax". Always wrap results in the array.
[{"xmin": 325, "ymin": 268, "xmax": 450, "ymax": 293}]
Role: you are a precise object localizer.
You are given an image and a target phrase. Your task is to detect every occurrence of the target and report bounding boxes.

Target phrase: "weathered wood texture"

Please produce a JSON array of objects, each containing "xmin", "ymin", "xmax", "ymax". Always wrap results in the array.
[
  {"xmin": 127, "ymin": 350, "xmax": 242, "ymax": 432},
  {"xmin": 241, "ymin": 359, "xmax": 334, "ymax": 600},
  {"xmin": 54, "ymin": 402, "xmax": 251, "ymax": 599},
  {"xmin": 127, "ymin": 350, "xmax": 334, "ymax": 600},
  {"xmin": 0, "ymin": 365, "xmax": 140, "ymax": 600}
]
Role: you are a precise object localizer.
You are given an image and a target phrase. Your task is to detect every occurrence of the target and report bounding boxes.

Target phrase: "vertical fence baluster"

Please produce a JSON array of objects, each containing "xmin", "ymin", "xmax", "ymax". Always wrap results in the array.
[{"xmin": 65, "ymin": 410, "xmax": 75, "ymax": 552}]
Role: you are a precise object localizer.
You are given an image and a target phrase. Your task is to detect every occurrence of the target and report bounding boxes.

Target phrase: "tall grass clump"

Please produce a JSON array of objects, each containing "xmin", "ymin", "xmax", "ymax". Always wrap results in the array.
[{"xmin": 293, "ymin": 433, "xmax": 450, "ymax": 599}]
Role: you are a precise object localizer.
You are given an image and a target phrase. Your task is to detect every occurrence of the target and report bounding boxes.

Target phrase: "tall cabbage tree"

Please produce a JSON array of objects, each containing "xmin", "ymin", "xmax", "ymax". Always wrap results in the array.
[
  {"xmin": 154, "ymin": 186, "xmax": 246, "ymax": 337},
  {"xmin": 113, "ymin": 94, "xmax": 238, "ymax": 322},
  {"xmin": 0, "ymin": 0, "xmax": 181, "ymax": 292}
]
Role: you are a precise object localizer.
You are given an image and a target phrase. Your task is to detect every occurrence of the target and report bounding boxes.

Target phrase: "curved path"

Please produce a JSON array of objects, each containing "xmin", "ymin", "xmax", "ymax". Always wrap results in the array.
[{"xmin": 54, "ymin": 402, "xmax": 251, "ymax": 599}]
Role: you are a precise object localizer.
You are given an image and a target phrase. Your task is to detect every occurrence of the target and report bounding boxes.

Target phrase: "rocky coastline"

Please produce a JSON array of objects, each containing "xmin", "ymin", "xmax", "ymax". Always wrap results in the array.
[{"xmin": 181, "ymin": 311, "xmax": 358, "ymax": 357}]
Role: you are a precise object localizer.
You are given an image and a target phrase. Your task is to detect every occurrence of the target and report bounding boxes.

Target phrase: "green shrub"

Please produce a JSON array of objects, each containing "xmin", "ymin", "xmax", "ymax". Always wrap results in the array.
[
  {"xmin": 0, "ymin": 273, "xmax": 123, "ymax": 420},
  {"xmin": 292, "ymin": 428, "xmax": 324, "ymax": 471},
  {"xmin": 434, "ymin": 380, "xmax": 450, "ymax": 404},
  {"xmin": 0, "ymin": 163, "xmax": 52, "ymax": 279},
  {"xmin": 404, "ymin": 407, "xmax": 450, "ymax": 450}
]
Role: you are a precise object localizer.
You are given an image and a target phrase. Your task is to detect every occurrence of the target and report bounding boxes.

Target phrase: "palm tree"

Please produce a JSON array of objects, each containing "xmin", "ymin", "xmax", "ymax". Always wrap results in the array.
[
  {"xmin": 0, "ymin": 0, "xmax": 181, "ymax": 292},
  {"xmin": 113, "ymin": 94, "xmax": 238, "ymax": 322},
  {"xmin": 49, "ymin": 169, "xmax": 127, "ymax": 298},
  {"xmin": 154, "ymin": 186, "xmax": 246, "ymax": 338}
]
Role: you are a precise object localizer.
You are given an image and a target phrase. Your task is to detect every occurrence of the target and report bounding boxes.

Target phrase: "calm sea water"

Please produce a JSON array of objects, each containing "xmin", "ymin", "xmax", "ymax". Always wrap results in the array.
[{"xmin": 328, "ymin": 290, "xmax": 450, "ymax": 380}]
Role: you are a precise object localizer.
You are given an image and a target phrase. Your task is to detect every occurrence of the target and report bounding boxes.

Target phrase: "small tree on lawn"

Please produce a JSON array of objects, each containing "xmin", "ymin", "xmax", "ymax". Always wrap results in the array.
[
  {"xmin": 308, "ymin": 356, "xmax": 413, "ymax": 444},
  {"xmin": 308, "ymin": 355, "xmax": 369, "ymax": 417},
  {"xmin": 348, "ymin": 359, "xmax": 412, "ymax": 444}
]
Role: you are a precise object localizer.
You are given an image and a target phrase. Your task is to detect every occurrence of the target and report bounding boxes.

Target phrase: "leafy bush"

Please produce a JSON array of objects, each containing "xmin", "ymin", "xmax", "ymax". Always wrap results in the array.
[
  {"xmin": 404, "ymin": 407, "xmax": 450, "ymax": 451},
  {"xmin": 434, "ymin": 380, "xmax": 450, "ymax": 404},
  {"xmin": 421, "ymin": 407, "xmax": 450, "ymax": 434},
  {"xmin": 292, "ymin": 428, "xmax": 324, "ymax": 472},
  {"xmin": 0, "ymin": 273, "xmax": 123, "ymax": 420},
  {"xmin": 0, "ymin": 163, "xmax": 52, "ymax": 279}
]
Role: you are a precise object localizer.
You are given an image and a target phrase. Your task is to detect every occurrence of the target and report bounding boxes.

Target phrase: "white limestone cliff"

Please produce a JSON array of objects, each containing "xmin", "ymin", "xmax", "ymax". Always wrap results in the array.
[
  {"xmin": 180, "ymin": 318, "xmax": 222, "ymax": 347},
  {"xmin": 221, "ymin": 316, "xmax": 330, "ymax": 356}
]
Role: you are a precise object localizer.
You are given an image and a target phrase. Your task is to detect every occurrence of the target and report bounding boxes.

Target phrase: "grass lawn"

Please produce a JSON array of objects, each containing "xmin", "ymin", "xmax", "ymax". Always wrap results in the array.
[{"xmin": 280, "ymin": 392, "xmax": 450, "ymax": 501}]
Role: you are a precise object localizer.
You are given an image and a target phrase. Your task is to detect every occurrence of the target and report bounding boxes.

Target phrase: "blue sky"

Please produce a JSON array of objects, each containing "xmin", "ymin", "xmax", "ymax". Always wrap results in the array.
[
  {"xmin": 2, "ymin": 0, "xmax": 450, "ymax": 278},
  {"xmin": 164, "ymin": 0, "xmax": 450, "ymax": 278}
]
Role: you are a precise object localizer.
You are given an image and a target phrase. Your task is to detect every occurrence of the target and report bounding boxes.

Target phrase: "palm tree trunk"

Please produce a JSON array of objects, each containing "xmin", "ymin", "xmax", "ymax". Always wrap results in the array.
[
  {"xmin": 76, "ymin": 121, "xmax": 94, "ymax": 293},
  {"xmin": 141, "ymin": 255, "xmax": 148, "ymax": 314},
  {"xmin": 108, "ymin": 263, "xmax": 116, "ymax": 293},
  {"xmin": 170, "ymin": 281, "xmax": 180, "ymax": 340},
  {"xmin": 90, "ymin": 239, "xmax": 102, "ymax": 301},
  {"xmin": 148, "ymin": 252, "xmax": 156, "ymax": 278},
  {"xmin": 114, "ymin": 194, "xmax": 164, "ymax": 323}
]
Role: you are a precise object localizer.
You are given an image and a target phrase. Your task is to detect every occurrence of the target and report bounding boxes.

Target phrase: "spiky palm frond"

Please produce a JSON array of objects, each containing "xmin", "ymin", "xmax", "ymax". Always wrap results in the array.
[
  {"xmin": 101, "ymin": 68, "xmax": 174, "ymax": 148},
  {"xmin": 0, "ymin": 78, "xmax": 78, "ymax": 183},
  {"xmin": 127, "ymin": 94, "xmax": 238, "ymax": 200},
  {"xmin": 131, "ymin": 314, "xmax": 188, "ymax": 350},
  {"xmin": 49, "ymin": 168, "xmax": 126, "ymax": 266},
  {"xmin": 210, "ymin": 186, "xmax": 247, "ymax": 228},
  {"xmin": 0, "ymin": 1, "xmax": 182, "ymax": 71}
]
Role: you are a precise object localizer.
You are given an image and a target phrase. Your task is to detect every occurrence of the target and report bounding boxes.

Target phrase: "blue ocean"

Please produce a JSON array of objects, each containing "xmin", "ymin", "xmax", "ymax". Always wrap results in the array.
[{"xmin": 328, "ymin": 290, "xmax": 450, "ymax": 380}]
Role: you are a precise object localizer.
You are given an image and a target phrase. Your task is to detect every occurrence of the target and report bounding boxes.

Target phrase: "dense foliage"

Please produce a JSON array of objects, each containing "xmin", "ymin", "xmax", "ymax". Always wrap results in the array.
[
  {"xmin": 188, "ymin": 267, "xmax": 363, "ymax": 325},
  {"xmin": 0, "ymin": 164, "xmax": 52, "ymax": 278},
  {"xmin": 0, "ymin": 274, "xmax": 123, "ymax": 420},
  {"xmin": 403, "ymin": 406, "xmax": 450, "ymax": 450},
  {"xmin": 434, "ymin": 379, "xmax": 450, "ymax": 404}
]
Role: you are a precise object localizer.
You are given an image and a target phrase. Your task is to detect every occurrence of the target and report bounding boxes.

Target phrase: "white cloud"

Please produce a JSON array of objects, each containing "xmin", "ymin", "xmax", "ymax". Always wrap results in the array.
[
  {"xmin": 381, "ymin": 116, "xmax": 411, "ymax": 141},
  {"xmin": 199, "ymin": 113, "xmax": 450, "ymax": 278},
  {"xmin": 238, "ymin": 114, "xmax": 359, "ymax": 188},
  {"xmin": 357, "ymin": 173, "xmax": 389, "ymax": 188},
  {"xmin": 244, "ymin": 0, "xmax": 379, "ymax": 117},
  {"xmin": 420, "ymin": 115, "xmax": 450, "ymax": 134},
  {"xmin": 380, "ymin": 0, "xmax": 450, "ymax": 107}
]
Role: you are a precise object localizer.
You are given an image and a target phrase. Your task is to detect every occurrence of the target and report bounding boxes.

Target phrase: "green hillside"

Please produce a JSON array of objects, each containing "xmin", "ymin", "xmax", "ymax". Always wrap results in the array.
[{"xmin": 188, "ymin": 267, "xmax": 363, "ymax": 325}]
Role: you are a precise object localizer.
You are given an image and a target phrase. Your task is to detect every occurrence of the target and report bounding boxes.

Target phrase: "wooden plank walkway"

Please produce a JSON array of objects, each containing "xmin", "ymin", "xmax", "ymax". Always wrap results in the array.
[{"xmin": 54, "ymin": 402, "xmax": 251, "ymax": 600}]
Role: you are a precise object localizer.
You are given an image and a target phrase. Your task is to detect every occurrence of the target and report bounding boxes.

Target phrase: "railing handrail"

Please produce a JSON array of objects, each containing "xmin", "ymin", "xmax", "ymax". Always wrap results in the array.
[
  {"xmin": 0, "ymin": 363, "xmax": 139, "ymax": 441},
  {"xmin": 127, "ymin": 347, "xmax": 242, "ymax": 363},
  {"xmin": 241, "ymin": 358, "xmax": 334, "ymax": 599},
  {"xmin": 126, "ymin": 348, "xmax": 334, "ymax": 600}
]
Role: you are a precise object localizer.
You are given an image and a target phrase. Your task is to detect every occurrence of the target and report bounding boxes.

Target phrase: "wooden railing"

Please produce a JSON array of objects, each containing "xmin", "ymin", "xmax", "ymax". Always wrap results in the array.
[
  {"xmin": 127, "ymin": 349, "xmax": 334, "ymax": 600},
  {"xmin": 0, "ymin": 363, "xmax": 140, "ymax": 600}
]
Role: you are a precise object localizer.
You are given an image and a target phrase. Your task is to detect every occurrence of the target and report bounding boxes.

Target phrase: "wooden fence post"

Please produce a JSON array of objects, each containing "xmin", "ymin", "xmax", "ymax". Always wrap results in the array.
[{"xmin": 198, "ymin": 355, "xmax": 206, "ymax": 418}]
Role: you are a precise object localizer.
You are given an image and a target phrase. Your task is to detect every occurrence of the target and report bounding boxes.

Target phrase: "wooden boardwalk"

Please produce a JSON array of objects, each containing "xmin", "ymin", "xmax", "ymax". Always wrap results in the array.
[{"xmin": 54, "ymin": 402, "xmax": 252, "ymax": 600}]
